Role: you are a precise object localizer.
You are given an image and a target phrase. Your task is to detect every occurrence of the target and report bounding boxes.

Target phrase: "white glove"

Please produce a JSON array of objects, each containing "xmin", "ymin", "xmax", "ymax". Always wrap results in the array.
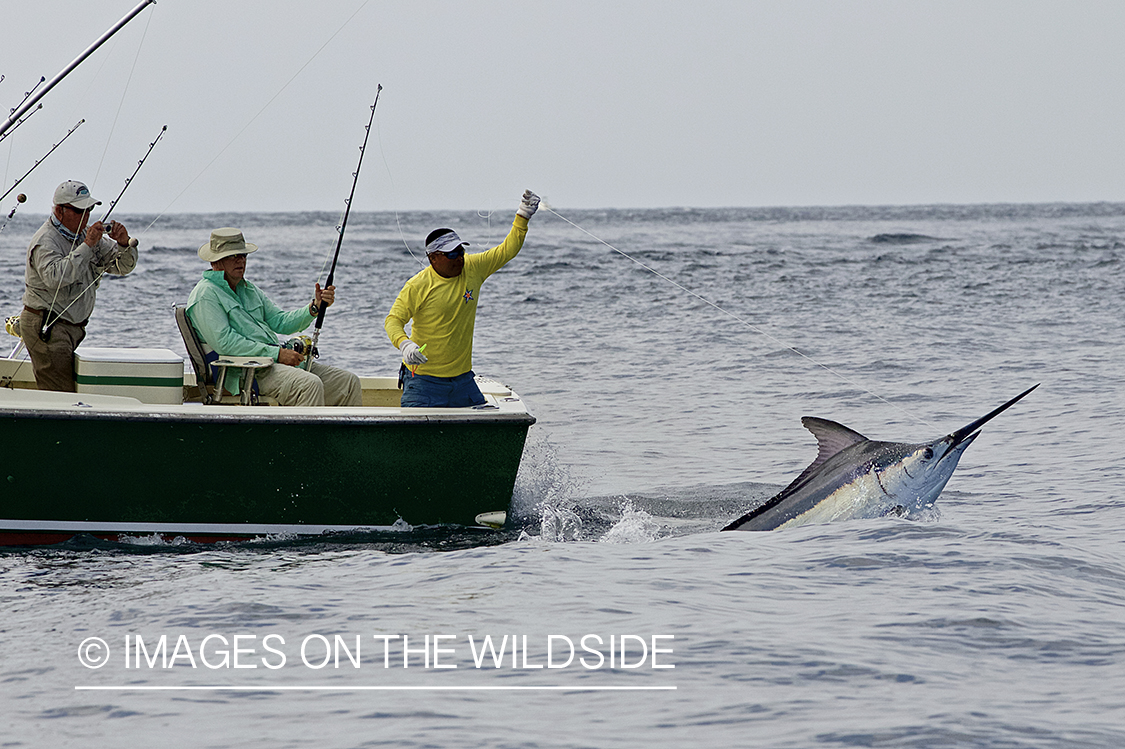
[
  {"xmin": 399, "ymin": 340, "xmax": 428, "ymax": 366},
  {"xmin": 516, "ymin": 189, "xmax": 540, "ymax": 219}
]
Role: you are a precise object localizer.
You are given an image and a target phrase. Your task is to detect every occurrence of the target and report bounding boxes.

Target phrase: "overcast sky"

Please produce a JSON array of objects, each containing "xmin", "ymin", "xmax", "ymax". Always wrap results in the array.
[{"xmin": 2, "ymin": 1, "xmax": 1123, "ymax": 215}]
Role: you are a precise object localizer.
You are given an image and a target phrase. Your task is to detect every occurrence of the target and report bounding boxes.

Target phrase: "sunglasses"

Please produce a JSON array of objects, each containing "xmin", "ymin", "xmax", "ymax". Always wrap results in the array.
[{"xmin": 431, "ymin": 247, "xmax": 464, "ymax": 260}]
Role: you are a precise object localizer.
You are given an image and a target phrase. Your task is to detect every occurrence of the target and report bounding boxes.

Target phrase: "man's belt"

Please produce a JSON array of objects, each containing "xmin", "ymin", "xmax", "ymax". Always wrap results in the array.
[{"xmin": 23, "ymin": 306, "xmax": 88, "ymax": 328}]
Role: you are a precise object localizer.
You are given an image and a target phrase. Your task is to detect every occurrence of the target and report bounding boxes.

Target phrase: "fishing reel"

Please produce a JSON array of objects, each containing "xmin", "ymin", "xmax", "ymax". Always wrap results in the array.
[{"xmin": 281, "ymin": 335, "xmax": 318, "ymax": 360}]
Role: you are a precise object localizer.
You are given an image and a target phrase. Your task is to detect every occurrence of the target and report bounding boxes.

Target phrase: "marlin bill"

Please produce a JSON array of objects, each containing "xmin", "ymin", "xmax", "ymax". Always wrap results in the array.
[{"xmin": 723, "ymin": 385, "xmax": 1039, "ymax": 532}]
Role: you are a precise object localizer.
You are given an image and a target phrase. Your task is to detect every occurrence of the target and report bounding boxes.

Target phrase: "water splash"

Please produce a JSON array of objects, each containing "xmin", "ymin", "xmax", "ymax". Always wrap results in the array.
[
  {"xmin": 511, "ymin": 431, "xmax": 589, "ymax": 539},
  {"xmin": 598, "ymin": 500, "xmax": 667, "ymax": 544},
  {"xmin": 116, "ymin": 532, "xmax": 192, "ymax": 546},
  {"xmin": 538, "ymin": 504, "xmax": 583, "ymax": 542}
]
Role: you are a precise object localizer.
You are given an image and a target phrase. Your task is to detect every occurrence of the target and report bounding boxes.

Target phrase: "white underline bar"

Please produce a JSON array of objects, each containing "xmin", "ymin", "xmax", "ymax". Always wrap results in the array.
[{"xmin": 76, "ymin": 685, "xmax": 676, "ymax": 692}]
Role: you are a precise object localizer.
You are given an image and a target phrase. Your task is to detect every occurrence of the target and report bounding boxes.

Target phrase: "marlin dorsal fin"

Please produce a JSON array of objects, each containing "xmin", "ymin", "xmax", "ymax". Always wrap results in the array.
[
  {"xmin": 801, "ymin": 417, "xmax": 869, "ymax": 465},
  {"xmin": 767, "ymin": 418, "xmax": 872, "ymax": 501}
]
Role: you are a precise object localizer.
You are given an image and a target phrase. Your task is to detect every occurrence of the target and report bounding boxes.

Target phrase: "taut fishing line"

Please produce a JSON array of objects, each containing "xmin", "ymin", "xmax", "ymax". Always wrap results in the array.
[
  {"xmin": 136, "ymin": 0, "xmax": 373, "ymax": 239},
  {"xmin": 373, "ymin": 101, "xmax": 425, "ymax": 267},
  {"xmin": 541, "ymin": 205, "xmax": 934, "ymax": 429}
]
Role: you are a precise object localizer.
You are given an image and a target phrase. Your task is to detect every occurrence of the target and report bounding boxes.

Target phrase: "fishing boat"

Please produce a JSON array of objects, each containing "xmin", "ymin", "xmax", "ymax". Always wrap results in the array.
[
  {"xmin": 1, "ymin": 4, "xmax": 536, "ymax": 547},
  {"xmin": 0, "ymin": 347, "xmax": 535, "ymax": 546}
]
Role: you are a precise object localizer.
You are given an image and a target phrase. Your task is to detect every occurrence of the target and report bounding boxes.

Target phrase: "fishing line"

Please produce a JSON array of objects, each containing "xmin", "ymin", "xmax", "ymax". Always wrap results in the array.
[
  {"xmin": 135, "ymin": 0, "xmax": 373, "ymax": 239},
  {"xmin": 373, "ymin": 100, "xmax": 424, "ymax": 267},
  {"xmin": 37, "ymin": 124, "xmax": 164, "ymax": 336},
  {"xmin": 542, "ymin": 205, "xmax": 935, "ymax": 429},
  {"xmin": 92, "ymin": 4, "xmax": 155, "ymax": 190}
]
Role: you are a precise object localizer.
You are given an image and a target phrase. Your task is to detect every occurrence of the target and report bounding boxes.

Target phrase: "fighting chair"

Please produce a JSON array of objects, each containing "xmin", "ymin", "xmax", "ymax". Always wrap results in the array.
[{"xmin": 174, "ymin": 304, "xmax": 274, "ymax": 405}]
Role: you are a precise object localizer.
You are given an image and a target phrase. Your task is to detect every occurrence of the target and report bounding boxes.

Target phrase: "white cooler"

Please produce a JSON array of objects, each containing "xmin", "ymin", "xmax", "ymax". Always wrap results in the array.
[{"xmin": 74, "ymin": 347, "xmax": 185, "ymax": 404}]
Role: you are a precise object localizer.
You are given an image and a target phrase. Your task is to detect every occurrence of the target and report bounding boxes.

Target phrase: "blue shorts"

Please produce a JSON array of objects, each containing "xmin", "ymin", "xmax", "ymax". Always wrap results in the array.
[{"xmin": 400, "ymin": 367, "xmax": 486, "ymax": 408}]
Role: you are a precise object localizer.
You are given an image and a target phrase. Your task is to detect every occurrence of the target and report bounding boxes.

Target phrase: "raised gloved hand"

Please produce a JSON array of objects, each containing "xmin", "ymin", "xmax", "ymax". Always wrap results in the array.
[
  {"xmin": 399, "ymin": 340, "xmax": 428, "ymax": 366},
  {"xmin": 516, "ymin": 189, "xmax": 540, "ymax": 219}
]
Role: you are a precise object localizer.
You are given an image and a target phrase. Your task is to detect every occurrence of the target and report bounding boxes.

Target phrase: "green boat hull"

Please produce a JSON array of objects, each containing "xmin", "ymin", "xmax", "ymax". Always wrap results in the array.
[{"xmin": 0, "ymin": 392, "xmax": 534, "ymax": 544}]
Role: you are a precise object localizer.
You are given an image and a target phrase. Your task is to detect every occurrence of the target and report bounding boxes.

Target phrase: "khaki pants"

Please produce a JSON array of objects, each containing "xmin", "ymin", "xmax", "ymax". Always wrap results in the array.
[
  {"xmin": 254, "ymin": 359, "xmax": 362, "ymax": 407},
  {"xmin": 19, "ymin": 307, "xmax": 86, "ymax": 392}
]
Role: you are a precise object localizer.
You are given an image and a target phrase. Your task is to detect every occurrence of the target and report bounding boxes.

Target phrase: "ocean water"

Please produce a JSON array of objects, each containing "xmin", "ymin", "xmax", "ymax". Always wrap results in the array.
[{"xmin": 1, "ymin": 203, "xmax": 1123, "ymax": 747}]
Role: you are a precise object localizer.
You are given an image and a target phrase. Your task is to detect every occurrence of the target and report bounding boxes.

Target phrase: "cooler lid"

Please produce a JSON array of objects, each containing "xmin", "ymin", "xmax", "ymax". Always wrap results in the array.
[{"xmin": 74, "ymin": 347, "xmax": 184, "ymax": 364}]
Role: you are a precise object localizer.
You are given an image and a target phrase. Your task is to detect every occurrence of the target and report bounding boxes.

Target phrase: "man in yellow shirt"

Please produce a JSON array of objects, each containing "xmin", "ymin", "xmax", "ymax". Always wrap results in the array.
[{"xmin": 384, "ymin": 190, "xmax": 539, "ymax": 407}]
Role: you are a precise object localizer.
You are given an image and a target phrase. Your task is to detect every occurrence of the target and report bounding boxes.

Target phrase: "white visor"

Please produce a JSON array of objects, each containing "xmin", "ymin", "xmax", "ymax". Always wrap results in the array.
[{"xmin": 426, "ymin": 231, "xmax": 469, "ymax": 255}]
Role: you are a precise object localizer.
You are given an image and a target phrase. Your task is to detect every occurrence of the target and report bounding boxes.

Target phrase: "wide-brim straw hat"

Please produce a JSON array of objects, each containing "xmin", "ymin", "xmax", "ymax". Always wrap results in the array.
[{"xmin": 199, "ymin": 227, "xmax": 259, "ymax": 262}]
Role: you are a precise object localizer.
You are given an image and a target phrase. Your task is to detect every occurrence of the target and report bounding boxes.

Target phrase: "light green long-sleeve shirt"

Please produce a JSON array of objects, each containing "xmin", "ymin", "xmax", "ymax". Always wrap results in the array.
[{"xmin": 186, "ymin": 270, "xmax": 314, "ymax": 362}]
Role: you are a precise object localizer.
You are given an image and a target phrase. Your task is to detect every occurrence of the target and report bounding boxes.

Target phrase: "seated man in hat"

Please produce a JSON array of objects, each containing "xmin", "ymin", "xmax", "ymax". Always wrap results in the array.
[
  {"xmin": 186, "ymin": 227, "xmax": 362, "ymax": 407},
  {"xmin": 21, "ymin": 180, "xmax": 137, "ymax": 391},
  {"xmin": 384, "ymin": 190, "xmax": 538, "ymax": 408}
]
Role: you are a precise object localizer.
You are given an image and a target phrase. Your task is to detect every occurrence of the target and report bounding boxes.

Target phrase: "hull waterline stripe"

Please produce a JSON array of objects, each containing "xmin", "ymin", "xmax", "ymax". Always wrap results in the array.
[{"xmin": 0, "ymin": 519, "xmax": 397, "ymax": 535}]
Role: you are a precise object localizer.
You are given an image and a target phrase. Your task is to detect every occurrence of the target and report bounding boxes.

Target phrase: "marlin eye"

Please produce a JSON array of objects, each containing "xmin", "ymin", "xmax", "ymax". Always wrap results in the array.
[{"xmin": 923, "ymin": 447, "xmax": 934, "ymax": 460}]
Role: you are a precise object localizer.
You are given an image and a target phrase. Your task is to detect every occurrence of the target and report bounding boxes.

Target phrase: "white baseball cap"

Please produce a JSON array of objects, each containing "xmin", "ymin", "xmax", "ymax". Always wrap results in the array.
[{"xmin": 52, "ymin": 180, "xmax": 101, "ymax": 210}]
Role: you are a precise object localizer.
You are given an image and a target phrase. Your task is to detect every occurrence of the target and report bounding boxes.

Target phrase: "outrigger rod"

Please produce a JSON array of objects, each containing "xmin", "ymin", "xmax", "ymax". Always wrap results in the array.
[
  {"xmin": 304, "ymin": 85, "xmax": 382, "ymax": 370},
  {"xmin": 0, "ymin": 0, "xmax": 156, "ymax": 139}
]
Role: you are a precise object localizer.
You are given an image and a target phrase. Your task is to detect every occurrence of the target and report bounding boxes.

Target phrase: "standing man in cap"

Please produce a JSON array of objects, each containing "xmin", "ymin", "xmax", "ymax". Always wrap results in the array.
[
  {"xmin": 384, "ymin": 189, "xmax": 539, "ymax": 408},
  {"xmin": 20, "ymin": 180, "xmax": 137, "ymax": 391},
  {"xmin": 186, "ymin": 227, "xmax": 362, "ymax": 407}
]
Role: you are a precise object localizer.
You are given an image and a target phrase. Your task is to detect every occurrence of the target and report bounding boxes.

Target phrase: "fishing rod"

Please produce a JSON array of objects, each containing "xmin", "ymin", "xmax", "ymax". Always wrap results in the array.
[
  {"xmin": 36, "ymin": 125, "xmax": 166, "ymax": 334},
  {"xmin": 1, "ymin": 77, "xmax": 45, "ymax": 145},
  {"xmin": 100, "ymin": 124, "xmax": 165, "ymax": 243},
  {"xmin": 0, "ymin": 0, "xmax": 156, "ymax": 138},
  {"xmin": 0, "ymin": 119, "xmax": 85, "ymax": 237},
  {"xmin": 0, "ymin": 118, "xmax": 84, "ymax": 204},
  {"xmin": 303, "ymin": 85, "xmax": 382, "ymax": 370},
  {"xmin": 0, "ymin": 103, "xmax": 42, "ymax": 146}
]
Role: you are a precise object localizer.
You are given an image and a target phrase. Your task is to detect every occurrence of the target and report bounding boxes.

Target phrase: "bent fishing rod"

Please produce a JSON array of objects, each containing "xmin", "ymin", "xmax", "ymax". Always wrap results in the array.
[
  {"xmin": 304, "ymin": 85, "xmax": 382, "ymax": 370},
  {"xmin": 0, "ymin": 0, "xmax": 156, "ymax": 138}
]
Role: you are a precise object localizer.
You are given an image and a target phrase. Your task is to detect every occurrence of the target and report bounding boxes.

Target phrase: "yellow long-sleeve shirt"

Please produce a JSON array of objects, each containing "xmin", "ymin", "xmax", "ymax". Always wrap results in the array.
[{"xmin": 384, "ymin": 215, "xmax": 528, "ymax": 378}]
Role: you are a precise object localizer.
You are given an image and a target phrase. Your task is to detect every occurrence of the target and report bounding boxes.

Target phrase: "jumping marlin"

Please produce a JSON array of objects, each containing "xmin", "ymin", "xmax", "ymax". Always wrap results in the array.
[{"xmin": 723, "ymin": 385, "xmax": 1039, "ymax": 531}]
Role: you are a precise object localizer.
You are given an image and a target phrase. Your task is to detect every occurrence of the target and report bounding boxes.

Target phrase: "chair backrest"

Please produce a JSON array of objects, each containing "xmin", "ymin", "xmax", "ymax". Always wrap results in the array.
[{"xmin": 174, "ymin": 304, "xmax": 214, "ymax": 403}]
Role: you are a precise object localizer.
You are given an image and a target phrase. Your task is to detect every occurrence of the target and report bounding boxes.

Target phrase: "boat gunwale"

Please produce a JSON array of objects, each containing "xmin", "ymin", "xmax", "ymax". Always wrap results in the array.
[{"xmin": 0, "ymin": 403, "xmax": 536, "ymax": 427}]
